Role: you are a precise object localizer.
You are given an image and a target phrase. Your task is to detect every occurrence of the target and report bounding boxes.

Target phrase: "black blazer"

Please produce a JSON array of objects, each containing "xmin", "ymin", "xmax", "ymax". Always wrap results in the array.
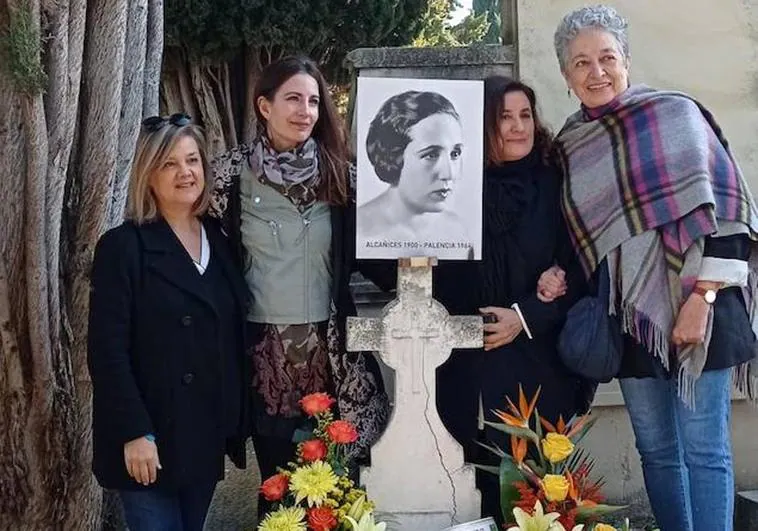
[{"xmin": 88, "ymin": 217, "xmax": 250, "ymax": 490}]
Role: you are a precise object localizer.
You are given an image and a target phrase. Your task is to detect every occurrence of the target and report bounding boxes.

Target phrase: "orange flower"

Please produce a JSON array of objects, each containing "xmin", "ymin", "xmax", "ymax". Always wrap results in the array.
[
  {"xmin": 540, "ymin": 414, "xmax": 568, "ymax": 435},
  {"xmin": 493, "ymin": 384, "xmax": 541, "ymax": 428},
  {"xmin": 540, "ymin": 412, "xmax": 592, "ymax": 439},
  {"xmin": 299, "ymin": 393, "xmax": 336, "ymax": 416},
  {"xmin": 260, "ymin": 473, "xmax": 289, "ymax": 502},
  {"xmin": 493, "ymin": 385, "xmax": 540, "ymax": 465},
  {"xmin": 511, "ymin": 436, "xmax": 528, "ymax": 465},
  {"xmin": 326, "ymin": 420, "xmax": 358, "ymax": 444},
  {"xmin": 307, "ymin": 506, "xmax": 338, "ymax": 530},
  {"xmin": 567, "ymin": 459, "xmax": 605, "ymax": 506},
  {"xmin": 300, "ymin": 439, "xmax": 328, "ymax": 462}
]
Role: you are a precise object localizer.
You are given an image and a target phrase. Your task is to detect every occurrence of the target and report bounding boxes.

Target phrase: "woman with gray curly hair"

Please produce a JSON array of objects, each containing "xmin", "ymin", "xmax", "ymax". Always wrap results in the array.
[
  {"xmin": 357, "ymin": 90, "xmax": 474, "ymax": 259},
  {"xmin": 539, "ymin": 5, "xmax": 758, "ymax": 530}
]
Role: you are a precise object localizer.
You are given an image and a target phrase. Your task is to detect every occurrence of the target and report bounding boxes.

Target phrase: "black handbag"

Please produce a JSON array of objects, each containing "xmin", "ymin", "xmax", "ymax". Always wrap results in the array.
[{"xmin": 557, "ymin": 260, "xmax": 622, "ymax": 383}]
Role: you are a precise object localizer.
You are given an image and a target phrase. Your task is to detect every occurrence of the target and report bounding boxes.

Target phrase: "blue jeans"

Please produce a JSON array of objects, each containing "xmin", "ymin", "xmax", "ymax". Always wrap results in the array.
[
  {"xmin": 119, "ymin": 482, "xmax": 217, "ymax": 531},
  {"xmin": 620, "ymin": 369, "xmax": 734, "ymax": 531}
]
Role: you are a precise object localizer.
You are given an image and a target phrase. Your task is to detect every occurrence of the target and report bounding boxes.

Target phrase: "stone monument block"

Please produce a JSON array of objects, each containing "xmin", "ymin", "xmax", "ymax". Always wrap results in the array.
[
  {"xmin": 347, "ymin": 259, "xmax": 483, "ymax": 530},
  {"xmin": 735, "ymin": 490, "xmax": 758, "ymax": 530}
]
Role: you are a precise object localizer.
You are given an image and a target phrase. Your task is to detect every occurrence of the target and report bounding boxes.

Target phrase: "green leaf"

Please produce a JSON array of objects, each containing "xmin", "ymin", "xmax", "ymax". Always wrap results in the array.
[
  {"xmin": 474, "ymin": 440, "xmax": 506, "ymax": 459},
  {"xmin": 524, "ymin": 459, "xmax": 545, "ymax": 478},
  {"xmin": 292, "ymin": 428, "xmax": 315, "ymax": 443},
  {"xmin": 575, "ymin": 503, "xmax": 628, "ymax": 522},
  {"xmin": 332, "ymin": 462, "xmax": 347, "ymax": 477},
  {"xmin": 534, "ymin": 408, "xmax": 544, "ymax": 440},
  {"xmin": 499, "ymin": 456, "xmax": 525, "ymax": 523},
  {"xmin": 570, "ymin": 416, "xmax": 598, "ymax": 447},
  {"xmin": 533, "ymin": 408, "xmax": 546, "ymax": 470},
  {"xmin": 483, "ymin": 421, "xmax": 539, "ymax": 445}
]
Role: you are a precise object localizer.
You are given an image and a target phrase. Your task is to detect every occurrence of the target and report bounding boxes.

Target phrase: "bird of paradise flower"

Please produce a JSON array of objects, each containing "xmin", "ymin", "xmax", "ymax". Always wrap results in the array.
[{"xmin": 475, "ymin": 384, "xmax": 625, "ymax": 529}]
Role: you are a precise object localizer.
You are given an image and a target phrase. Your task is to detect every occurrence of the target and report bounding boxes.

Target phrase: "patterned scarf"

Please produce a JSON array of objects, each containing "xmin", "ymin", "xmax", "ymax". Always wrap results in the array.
[
  {"xmin": 557, "ymin": 84, "xmax": 758, "ymax": 404},
  {"xmin": 248, "ymin": 135, "xmax": 321, "ymax": 210}
]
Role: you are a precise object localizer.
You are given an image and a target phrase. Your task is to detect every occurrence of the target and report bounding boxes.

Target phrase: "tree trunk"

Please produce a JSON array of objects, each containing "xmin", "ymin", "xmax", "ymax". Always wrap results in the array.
[
  {"xmin": 110, "ymin": 0, "xmax": 148, "ymax": 227},
  {"xmin": 217, "ymin": 62, "xmax": 238, "ymax": 149},
  {"xmin": 142, "ymin": 0, "xmax": 163, "ymax": 116},
  {"xmin": 242, "ymin": 45, "xmax": 263, "ymax": 146},
  {"xmin": 189, "ymin": 61, "xmax": 228, "ymax": 155},
  {"xmin": 0, "ymin": 0, "xmax": 163, "ymax": 526},
  {"xmin": 160, "ymin": 45, "xmax": 265, "ymax": 155}
]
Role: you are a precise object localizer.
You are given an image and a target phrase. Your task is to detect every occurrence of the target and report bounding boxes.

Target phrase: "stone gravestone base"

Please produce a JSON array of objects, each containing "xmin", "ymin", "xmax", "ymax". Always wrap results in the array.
[
  {"xmin": 735, "ymin": 490, "xmax": 758, "ymax": 530},
  {"xmin": 347, "ymin": 258, "xmax": 483, "ymax": 530}
]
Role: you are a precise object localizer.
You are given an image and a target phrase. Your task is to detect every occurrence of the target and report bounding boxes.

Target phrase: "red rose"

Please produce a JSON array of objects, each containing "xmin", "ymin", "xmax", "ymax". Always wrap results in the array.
[
  {"xmin": 299, "ymin": 393, "xmax": 336, "ymax": 416},
  {"xmin": 326, "ymin": 420, "xmax": 358, "ymax": 444},
  {"xmin": 307, "ymin": 506, "xmax": 338, "ymax": 530},
  {"xmin": 300, "ymin": 439, "xmax": 328, "ymax": 462},
  {"xmin": 260, "ymin": 473, "xmax": 288, "ymax": 502}
]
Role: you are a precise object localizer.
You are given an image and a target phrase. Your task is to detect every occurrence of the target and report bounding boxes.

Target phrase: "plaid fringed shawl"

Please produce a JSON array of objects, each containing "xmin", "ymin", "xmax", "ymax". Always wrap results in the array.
[{"xmin": 557, "ymin": 84, "xmax": 758, "ymax": 405}]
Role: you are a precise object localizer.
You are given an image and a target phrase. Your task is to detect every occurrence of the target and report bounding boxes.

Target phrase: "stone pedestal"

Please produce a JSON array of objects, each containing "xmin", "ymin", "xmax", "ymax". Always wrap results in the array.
[
  {"xmin": 735, "ymin": 490, "xmax": 758, "ymax": 530},
  {"xmin": 346, "ymin": 44, "xmax": 516, "ymax": 80},
  {"xmin": 347, "ymin": 258, "xmax": 483, "ymax": 530}
]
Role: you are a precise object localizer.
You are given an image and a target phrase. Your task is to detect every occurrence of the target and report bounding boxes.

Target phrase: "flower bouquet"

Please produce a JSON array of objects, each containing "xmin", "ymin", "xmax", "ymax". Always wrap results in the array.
[
  {"xmin": 257, "ymin": 392, "xmax": 386, "ymax": 531},
  {"xmin": 477, "ymin": 385, "xmax": 628, "ymax": 531}
]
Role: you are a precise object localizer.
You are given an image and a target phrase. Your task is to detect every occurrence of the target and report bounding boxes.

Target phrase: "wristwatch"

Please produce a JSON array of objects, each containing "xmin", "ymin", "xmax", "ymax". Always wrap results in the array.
[{"xmin": 692, "ymin": 286, "xmax": 717, "ymax": 304}]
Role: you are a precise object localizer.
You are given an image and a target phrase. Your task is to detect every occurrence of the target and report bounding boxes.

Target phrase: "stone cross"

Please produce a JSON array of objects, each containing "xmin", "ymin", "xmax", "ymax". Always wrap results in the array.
[{"xmin": 347, "ymin": 257, "xmax": 483, "ymax": 530}]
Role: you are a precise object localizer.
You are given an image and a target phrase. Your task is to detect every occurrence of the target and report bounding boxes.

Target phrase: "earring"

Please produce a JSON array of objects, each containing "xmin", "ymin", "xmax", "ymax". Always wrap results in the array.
[{"xmin": 567, "ymin": 88, "xmax": 571, "ymax": 98}]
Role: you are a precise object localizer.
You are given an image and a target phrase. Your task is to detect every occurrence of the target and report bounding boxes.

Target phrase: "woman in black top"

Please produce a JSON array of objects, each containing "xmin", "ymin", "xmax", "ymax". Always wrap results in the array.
[
  {"xmin": 434, "ymin": 77, "xmax": 595, "ymax": 525},
  {"xmin": 88, "ymin": 116, "xmax": 249, "ymax": 531}
]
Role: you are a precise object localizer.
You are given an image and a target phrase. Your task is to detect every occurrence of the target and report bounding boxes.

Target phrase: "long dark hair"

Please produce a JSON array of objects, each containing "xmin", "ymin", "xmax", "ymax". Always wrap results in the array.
[
  {"xmin": 483, "ymin": 76, "xmax": 553, "ymax": 167},
  {"xmin": 254, "ymin": 56, "xmax": 349, "ymax": 205}
]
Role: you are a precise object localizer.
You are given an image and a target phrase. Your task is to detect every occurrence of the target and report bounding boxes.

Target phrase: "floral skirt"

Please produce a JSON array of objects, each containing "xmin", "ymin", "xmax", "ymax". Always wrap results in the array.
[
  {"xmin": 250, "ymin": 310, "xmax": 390, "ymax": 459},
  {"xmin": 251, "ymin": 322, "xmax": 332, "ymax": 438}
]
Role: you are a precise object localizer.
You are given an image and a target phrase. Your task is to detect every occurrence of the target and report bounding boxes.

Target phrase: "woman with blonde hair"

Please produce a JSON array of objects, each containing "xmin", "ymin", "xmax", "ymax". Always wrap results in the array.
[{"xmin": 88, "ymin": 114, "xmax": 249, "ymax": 530}]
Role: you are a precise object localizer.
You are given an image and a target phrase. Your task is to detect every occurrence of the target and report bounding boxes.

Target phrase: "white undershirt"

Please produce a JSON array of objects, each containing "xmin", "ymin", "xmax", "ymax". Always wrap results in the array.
[{"xmin": 193, "ymin": 225, "xmax": 210, "ymax": 274}]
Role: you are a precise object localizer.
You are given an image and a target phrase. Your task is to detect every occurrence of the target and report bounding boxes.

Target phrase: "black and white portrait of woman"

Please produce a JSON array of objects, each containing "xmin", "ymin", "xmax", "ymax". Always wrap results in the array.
[{"xmin": 356, "ymin": 77, "xmax": 483, "ymax": 260}]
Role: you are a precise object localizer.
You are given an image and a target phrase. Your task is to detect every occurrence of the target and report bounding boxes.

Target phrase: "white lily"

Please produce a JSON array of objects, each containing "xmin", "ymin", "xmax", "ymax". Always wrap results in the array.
[
  {"xmin": 345, "ymin": 511, "xmax": 387, "ymax": 531},
  {"xmin": 505, "ymin": 500, "xmax": 584, "ymax": 531},
  {"xmin": 346, "ymin": 494, "xmax": 369, "ymax": 521}
]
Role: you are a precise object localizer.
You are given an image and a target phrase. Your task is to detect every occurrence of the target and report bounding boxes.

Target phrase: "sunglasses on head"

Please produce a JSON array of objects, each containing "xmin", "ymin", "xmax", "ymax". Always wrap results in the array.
[{"xmin": 141, "ymin": 113, "xmax": 192, "ymax": 132}]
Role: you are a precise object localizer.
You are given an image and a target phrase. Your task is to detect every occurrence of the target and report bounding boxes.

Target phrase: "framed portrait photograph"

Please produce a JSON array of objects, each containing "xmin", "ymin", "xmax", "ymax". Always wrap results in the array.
[{"xmin": 355, "ymin": 76, "xmax": 484, "ymax": 260}]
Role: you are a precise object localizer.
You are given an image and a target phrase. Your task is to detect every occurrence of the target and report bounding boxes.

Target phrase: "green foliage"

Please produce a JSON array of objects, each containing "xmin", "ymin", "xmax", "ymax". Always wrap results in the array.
[
  {"xmin": 164, "ymin": 0, "xmax": 245, "ymax": 59},
  {"xmin": 412, "ymin": 0, "xmax": 458, "ymax": 47},
  {"xmin": 473, "ymin": 0, "xmax": 501, "ymax": 44},
  {"xmin": 165, "ymin": 0, "xmax": 428, "ymax": 78},
  {"xmin": 412, "ymin": 0, "xmax": 491, "ymax": 47},
  {"xmin": 499, "ymin": 456, "xmax": 524, "ymax": 523},
  {"xmin": 450, "ymin": 11, "xmax": 490, "ymax": 45},
  {"xmin": 1, "ymin": 0, "xmax": 46, "ymax": 95}
]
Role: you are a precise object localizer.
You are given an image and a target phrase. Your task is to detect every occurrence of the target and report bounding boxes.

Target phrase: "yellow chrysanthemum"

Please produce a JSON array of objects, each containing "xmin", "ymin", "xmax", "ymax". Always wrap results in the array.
[
  {"xmin": 289, "ymin": 461, "xmax": 339, "ymax": 507},
  {"xmin": 257, "ymin": 507, "xmax": 306, "ymax": 531}
]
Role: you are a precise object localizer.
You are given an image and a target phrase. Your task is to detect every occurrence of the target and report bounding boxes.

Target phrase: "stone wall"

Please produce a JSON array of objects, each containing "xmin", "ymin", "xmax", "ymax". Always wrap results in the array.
[
  {"xmin": 517, "ymin": 0, "xmax": 758, "ymax": 189},
  {"xmin": 346, "ymin": 44, "xmax": 516, "ymax": 79}
]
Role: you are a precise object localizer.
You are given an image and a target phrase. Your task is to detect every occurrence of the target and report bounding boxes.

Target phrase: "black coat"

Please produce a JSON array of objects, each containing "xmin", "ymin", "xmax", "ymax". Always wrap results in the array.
[
  {"xmin": 88, "ymin": 218, "xmax": 250, "ymax": 491},
  {"xmin": 435, "ymin": 153, "xmax": 595, "ymax": 459}
]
